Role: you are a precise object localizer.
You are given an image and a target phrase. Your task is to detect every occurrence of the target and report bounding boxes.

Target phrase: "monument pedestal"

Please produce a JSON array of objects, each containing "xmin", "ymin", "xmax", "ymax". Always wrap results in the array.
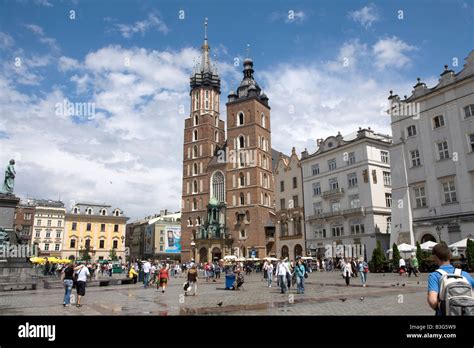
[{"xmin": 0, "ymin": 194, "xmax": 36, "ymax": 285}]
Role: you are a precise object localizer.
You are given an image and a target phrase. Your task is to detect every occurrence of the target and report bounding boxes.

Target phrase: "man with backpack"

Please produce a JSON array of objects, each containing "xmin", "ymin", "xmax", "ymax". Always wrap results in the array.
[{"xmin": 427, "ymin": 243, "xmax": 474, "ymax": 316}]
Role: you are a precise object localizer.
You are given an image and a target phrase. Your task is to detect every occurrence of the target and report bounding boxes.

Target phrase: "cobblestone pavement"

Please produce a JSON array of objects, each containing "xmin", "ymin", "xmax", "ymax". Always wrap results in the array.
[{"xmin": 0, "ymin": 271, "xmax": 448, "ymax": 315}]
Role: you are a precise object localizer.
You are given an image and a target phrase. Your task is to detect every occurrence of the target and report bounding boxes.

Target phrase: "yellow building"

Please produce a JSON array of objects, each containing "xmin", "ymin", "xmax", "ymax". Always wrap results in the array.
[{"xmin": 62, "ymin": 203, "xmax": 128, "ymax": 262}]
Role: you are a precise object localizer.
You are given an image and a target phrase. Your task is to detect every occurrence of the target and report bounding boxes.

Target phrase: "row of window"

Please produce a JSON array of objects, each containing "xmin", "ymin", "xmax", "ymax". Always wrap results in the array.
[
  {"xmin": 71, "ymin": 222, "xmax": 120, "ymax": 232},
  {"xmin": 312, "ymin": 192, "xmax": 392, "ymax": 214},
  {"xmin": 280, "ymin": 176, "xmax": 298, "ymax": 192},
  {"xmin": 193, "ymin": 89, "xmax": 218, "ymax": 111},
  {"xmin": 192, "ymin": 129, "xmax": 220, "ymax": 143},
  {"xmin": 42, "ymin": 243, "xmax": 61, "ymax": 251},
  {"xmin": 14, "ymin": 212, "xmax": 32, "ymax": 220},
  {"xmin": 193, "ymin": 114, "xmax": 219, "ymax": 127},
  {"xmin": 405, "ymin": 105, "xmax": 474, "ymax": 140},
  {"xmin": 68, "ymin": 239, "xmax": 119, "ymax": 249},
  {"xmin": 279, "ymin": 195, "xmax": 300, "ymax": 210},
  {"xmin": 279, "ymin": 218, "xmax": 303, "ymax": 237},
  {"xmin": 412, "ymin": 179, "xmax": 458, "ymax": 208},
  {"xmin": 72, "ymin": 207, "xmax": 121, "ymax": 216},
  {"xmin": 312, "ymin": 171, "xmax": 391, "ymax": 195},
  {"xmin": 235, "ymin": 111, "xmax": 267, "ymax": 129},
  {"xmin": 35, "ymin": 230, "xmax": 62, "ymax": 238},
  {"xmin": 409, "ymin": 135, "xmax": 474, "ymax": 168},
  {"xmin": 36, "ymin": 219, "xmax": 62, "ymax": 227},
  {"xmin": 312, "ymin": 218, "xmax": 369, "ymax": 238},
  {"xmin": 311, "ymin": 150, "xmax": 390, "ymax": 176}
]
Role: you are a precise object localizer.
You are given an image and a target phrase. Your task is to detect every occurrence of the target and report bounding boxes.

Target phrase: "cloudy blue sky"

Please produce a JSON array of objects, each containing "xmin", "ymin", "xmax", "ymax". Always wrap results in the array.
[{"xmin": 0, "ymin": 0, "xmax": 472, "ymax": 220}]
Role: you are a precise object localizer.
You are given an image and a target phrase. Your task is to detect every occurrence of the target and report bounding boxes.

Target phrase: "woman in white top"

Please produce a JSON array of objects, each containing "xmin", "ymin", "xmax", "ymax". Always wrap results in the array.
[
  {"xmin": 399, "ymin": 258, "xmax": 407, "ymax": 276},
  {"xmin": 341, "ymin": 258, "xmax": 352, "ymax": 286}
]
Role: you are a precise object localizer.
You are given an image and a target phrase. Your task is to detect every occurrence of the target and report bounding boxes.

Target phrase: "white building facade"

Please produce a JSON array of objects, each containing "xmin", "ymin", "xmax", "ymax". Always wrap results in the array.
[
  {"xmin": 389, "ymin": 50, "xmax": 474, "ymax": 247},
  {"xmin": 31, "ymin": 200, "xmax": 66, "ymax": 257},
  {"xmin": 301, "ymin": 128, "xmax": 392, "ymax": 260}
]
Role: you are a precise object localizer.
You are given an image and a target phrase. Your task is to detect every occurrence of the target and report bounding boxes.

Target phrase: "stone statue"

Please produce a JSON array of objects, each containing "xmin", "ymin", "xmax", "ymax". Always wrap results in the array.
[{"xmin": 1, "ymin": 159, "xmax": 16, "ymax": 195}]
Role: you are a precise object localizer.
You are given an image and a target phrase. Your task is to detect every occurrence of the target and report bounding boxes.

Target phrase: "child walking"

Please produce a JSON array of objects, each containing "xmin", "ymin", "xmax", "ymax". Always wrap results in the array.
[{"xmin": 157, "ymin": 265, "xmax": 169, "ymax": 293}]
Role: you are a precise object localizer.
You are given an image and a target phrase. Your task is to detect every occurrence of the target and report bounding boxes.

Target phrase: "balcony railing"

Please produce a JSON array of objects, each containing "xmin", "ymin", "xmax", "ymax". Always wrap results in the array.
[
  {"xmin": 306, "ymin": 206, "xmax": 365, "ymax": 221},
  {"xmin": 322, "ymin": 187, "xmax": 344, "ymax": 199}
]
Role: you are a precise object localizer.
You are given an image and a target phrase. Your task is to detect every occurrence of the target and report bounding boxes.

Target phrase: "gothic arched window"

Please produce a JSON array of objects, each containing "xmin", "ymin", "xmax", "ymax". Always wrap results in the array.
[
  {"xmin": 261, "ymin": 113, "xmax": 266, "ymax": 128},
  {"xmin": 239, "ymin": 172, "xmax": 245, "ymax": 187},
  {"xmin": 211, "ymin": 171, "xmax": 225, "ymax": 203},
  {"xmin": 238, "ymin": 112, "xmax": 244, "ymax": 126},
  {"xmin": 193, "ymin": 180, "xmax": 198, "ymax": 193},
  {"xmin": 193, "ymin": 163, "xmax": 198, "ymax": 175},
  {"xmin": 194, "ymin": 115, "xmax": 198, "ymax": 126},
  {"xmin": 240, "ymin": 192, "xmax": 245, "ymax": 205},
  {"xmin": 239, "ymin": 136, "xmax": 245, "ymax": 149},
  {"xmin": 193, "ymin": 145, "xmax": 198, "ymax": 158},
  {"xmin": 193, "ymin": 130, "xmax": 198, "ymax": 141}
]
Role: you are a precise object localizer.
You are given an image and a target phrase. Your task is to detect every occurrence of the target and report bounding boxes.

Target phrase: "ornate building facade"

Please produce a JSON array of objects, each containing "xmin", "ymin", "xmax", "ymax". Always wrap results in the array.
[{"xmin": 180, "ymin": 22, "xmax": 276, "ymax": 262}]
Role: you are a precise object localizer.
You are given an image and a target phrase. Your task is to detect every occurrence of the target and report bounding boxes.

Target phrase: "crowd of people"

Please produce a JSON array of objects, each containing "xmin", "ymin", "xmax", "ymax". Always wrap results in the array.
[{"xmin": 52, "ymin": 247, "xmax": 474, "ymax": 317}]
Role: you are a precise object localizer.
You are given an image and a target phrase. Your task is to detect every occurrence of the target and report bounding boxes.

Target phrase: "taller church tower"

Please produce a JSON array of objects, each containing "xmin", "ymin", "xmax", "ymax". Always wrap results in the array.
[
  {"xmin": 180, "ymin": 20, "xmax": 225, "ymax": 262},
  {"xmin": 225, "ymin": 57, "xmax": 275, "ymax": 258}
]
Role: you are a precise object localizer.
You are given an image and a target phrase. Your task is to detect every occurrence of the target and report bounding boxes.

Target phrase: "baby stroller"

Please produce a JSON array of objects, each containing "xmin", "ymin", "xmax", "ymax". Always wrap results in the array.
[{"xmin": 233, "ymin": 273, "xmax": 245, "ymax": 290}]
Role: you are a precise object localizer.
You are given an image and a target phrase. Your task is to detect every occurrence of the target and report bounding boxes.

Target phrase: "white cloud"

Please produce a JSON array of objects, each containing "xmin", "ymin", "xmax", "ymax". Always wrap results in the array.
[
  {"xmin": 0, "ymin": 43, "xmax": 236, "ymax": 220},
  {"xmin": 325, "ymin": 39, "xmax": 368, "ymax": 71},
  {"xmin": 33, "ymin": 0, "xmax": 53, "ymax": 6},
  {"xmin": 113, "ymin": 14, "xmax": 169, "ymax": 39},
  {"xmin": 373, "ymin": 36, "xmax": 417, "ymax": 70},
  {"xmin": 24, "ymin": 23, "xmax": 60, "ymax": 52},
  {"xmin": 58, "ymin": 56, "xmax": 80, "ymax": 72},
  {"xmin": 0, "ymin": 32, "xmax": 15, "ymax": 48},
  {"xmin": 348, "ymin": 3, "xmax": 379, "ymax": 28}
]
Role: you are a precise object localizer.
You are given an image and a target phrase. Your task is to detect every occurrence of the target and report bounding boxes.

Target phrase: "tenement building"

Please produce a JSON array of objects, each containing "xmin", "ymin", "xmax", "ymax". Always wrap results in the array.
[
  {"xmin": 389, "ymin": 50, "xmax": 474, "ymax": 246},
  {"xmin": 62, "ymin": 203, "xmax": 128, "ymax": 262},
  {"xmin": 180, "ymin": 21, "xmax": 277, "ymax": 262},
  {"xmin": 274, "ymin": 148, "xmax": 305, "ymax": 259},
  {"xmin": 30, "ymin": 199, "xmax": 66, "ymax": 257},
  {"xmin": 301, "ymin": 128, "xmax": 392, "ymax": 260}
]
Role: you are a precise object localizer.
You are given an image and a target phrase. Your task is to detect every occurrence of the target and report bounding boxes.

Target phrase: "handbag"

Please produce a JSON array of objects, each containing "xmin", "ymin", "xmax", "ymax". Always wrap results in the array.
[{"xmin": 304, "ymin": 272, "xmax": 308, "ymax": 279}]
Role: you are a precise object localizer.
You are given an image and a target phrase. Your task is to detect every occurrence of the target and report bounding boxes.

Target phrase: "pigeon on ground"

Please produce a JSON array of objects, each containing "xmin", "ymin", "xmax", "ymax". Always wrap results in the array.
[
  {"xmin": 396, "ymin": 282, "xmax": 400, "ymax": 286},
  {"xmin": 339, "ymin": 297, "xmax": 347, "ymax": 302},
  {"xmin": 217, "ymin": 302, "xmax": 223, "ymax": 307},
  {"xmin": 360, "ymin": 297, "xmax": 364, "ymax": 301},
  {"xmin": 402, "ymin": 283, "xmax": 406, "ymax": 287}
]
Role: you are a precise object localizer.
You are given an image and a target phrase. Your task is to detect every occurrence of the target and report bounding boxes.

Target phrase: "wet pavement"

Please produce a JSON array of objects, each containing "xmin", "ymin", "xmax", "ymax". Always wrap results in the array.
[{"xmin": 0, "ymin": 271, "xmax": 442, "ymax": 315}]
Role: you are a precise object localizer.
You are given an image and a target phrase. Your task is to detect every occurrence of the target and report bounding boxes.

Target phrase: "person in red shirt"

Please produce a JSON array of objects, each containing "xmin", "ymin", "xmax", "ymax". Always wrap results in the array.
[{"xmin": 157, "ymin": 265, "xmax": 169, "ymax": 293}]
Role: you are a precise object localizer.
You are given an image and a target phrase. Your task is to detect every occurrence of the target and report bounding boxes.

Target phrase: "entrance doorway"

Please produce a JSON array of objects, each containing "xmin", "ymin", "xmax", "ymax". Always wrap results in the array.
[
  {"xmin": 199, "ymin": 247, "xmax": 208, "ymax": 263},
  {"xmin": 212, "ymin": 247, "xmax": 221, "ymax": 261}
]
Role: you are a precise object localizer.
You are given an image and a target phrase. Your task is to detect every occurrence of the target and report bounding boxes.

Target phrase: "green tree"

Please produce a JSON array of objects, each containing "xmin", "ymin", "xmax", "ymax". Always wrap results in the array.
[
  {"xmin": 392, "ymin": 243, "xmax": 401, "ymax": 270},
  {"xmin": 79, "ymin": 245, "xmax": 91, "ymax": 261},
  {"xmin": 466, "ymin": 239, "xmax": 474, "ymax": 271},
  {"xmin": 109, "ymin": 248, "xmax": 118, "ymax": 261},
  {"xmin": 371, "ymin": 240, "xmax": 385, "ymax": 272}
]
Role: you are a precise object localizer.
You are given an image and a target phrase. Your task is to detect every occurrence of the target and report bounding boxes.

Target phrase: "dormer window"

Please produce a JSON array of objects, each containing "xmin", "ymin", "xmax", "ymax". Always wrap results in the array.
[
  {"xmin": 100, "ymin": 209, "xmax": 107, "ymax": 216},
  {"xmin": 86, "ymin": 207, "xmax": 93, "ymax": 215},
  {"xmin": 73, "ymin": 207, "xmax": 79, "ymax": 214},
  {"xmin": 113, "ymin": 209, "xmax": 120, "ymax": 217}
]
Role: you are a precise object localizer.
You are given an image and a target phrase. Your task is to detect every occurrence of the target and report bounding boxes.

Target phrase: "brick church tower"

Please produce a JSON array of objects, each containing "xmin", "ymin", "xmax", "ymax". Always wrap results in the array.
[
  {"xmin": 180, "ymin": 20, "xmax": 225, "ymax": 262},
  {"xmin": 225, "ymin": 57, "xmax": 275, "ymax": 258},
  {"xmin": 181, "ymin": 21, "xmax": 276, "ymax": 262}
]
